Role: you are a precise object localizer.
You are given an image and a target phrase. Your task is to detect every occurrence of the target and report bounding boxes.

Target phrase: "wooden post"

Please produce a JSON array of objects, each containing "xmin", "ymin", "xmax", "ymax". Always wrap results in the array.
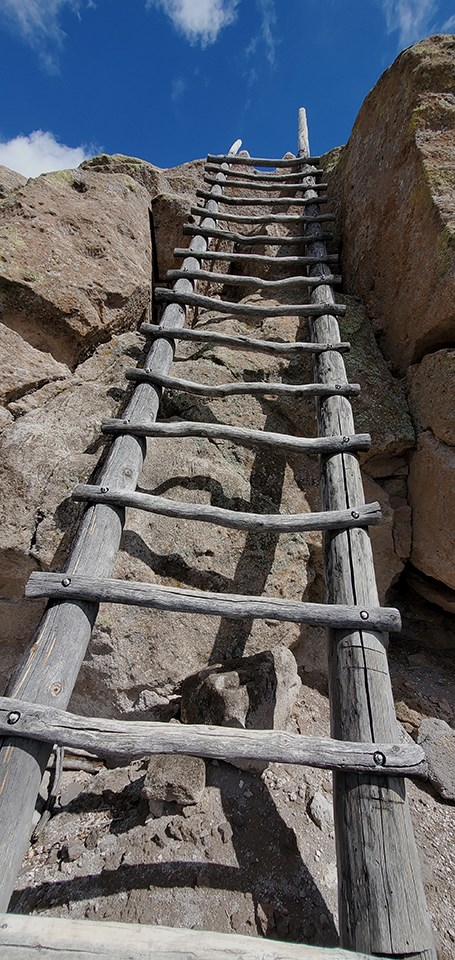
[
  {"xmin": 298, "ymin": 108, "xmax": 435, "ymax": 958},
  {"xmin": 0, "ymin": 153, "xmax": 239, "ymax": 911}
]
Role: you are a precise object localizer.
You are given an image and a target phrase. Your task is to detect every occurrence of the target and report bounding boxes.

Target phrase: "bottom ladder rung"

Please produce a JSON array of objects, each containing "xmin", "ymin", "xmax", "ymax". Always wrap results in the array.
[
  {"xmin": 0, "ymin": 913, "xmax": 378, "ymax": 959},
  {"xmin": 0, "ymin": 695, "xmax": 425, "ymax": 775}
]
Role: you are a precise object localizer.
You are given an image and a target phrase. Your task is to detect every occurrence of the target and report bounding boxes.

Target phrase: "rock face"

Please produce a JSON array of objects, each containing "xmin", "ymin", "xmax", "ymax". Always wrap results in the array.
[
  {"xmin": 331, "ymin": 35, "xmax": 455, "ymax": 374},
  {"xmin": 0, "ymin": 167, "xmax": 152, "ymax": 368},
  {"xmin": 327, "ymin": 35, "xmax": 455, "ymax": 614},
  {"xmin": 180, "ymin": 647, "xmax": 301, "ymax": 738},
  {"xmin": 417, "ymin": 717, "xmax": 455, "ymax": 800}
]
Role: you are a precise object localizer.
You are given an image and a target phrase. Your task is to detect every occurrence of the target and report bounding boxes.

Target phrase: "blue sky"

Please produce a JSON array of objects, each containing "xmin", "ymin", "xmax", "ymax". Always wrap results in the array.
[{"xmin": 0, "ymin": 0, "xmax": 454, "ymax": 176}]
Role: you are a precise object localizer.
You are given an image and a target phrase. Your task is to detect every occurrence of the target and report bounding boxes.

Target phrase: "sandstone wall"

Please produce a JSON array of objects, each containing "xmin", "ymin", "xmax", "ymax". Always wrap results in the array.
[{"xmin": 327, "ymin": 35, "xmax": 455, "ymax": 614}]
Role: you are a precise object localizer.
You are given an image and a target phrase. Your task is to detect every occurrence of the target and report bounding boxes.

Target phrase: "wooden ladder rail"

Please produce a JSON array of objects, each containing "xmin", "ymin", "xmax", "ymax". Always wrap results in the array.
[
  {"xmin": 297, "ymin": 109, "xmax": 436, "ymax": 959},
  {"xmin": 0, "ymin": 142, "xmax": 242, "ymax": 911}
]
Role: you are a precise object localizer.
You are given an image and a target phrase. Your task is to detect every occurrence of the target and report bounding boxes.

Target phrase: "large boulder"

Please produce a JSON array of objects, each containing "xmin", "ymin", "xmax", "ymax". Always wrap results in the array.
[
  {"xmin": 408, "ymin": 349, "xmax": 455, "ymax": 446},
  {"xmin": 0, "ymin": 166, "xmax": 152, "ymax": 367},
  {"xmin": 408, "ymin": 431, "xmax": 455, "ymax": 590},
  {"xmin": 330, "ymin": 35, "xmax": 455, "ymax": 374},
  {"xmin": 0, "ymin": 165, "xmax": 26, "ymax": 198}
]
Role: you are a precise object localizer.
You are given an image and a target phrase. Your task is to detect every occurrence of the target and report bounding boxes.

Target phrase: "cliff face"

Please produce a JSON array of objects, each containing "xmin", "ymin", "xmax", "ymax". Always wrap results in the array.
[{"xmin": 327, "ymin": 34, "xmax": 455, "ymax": 619}]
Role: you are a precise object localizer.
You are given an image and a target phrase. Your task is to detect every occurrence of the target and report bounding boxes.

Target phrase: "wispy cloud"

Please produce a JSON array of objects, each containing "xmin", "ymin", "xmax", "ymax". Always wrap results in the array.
[
  {"xmin": 244, "ymin": 0, "xmax": 277, "ymax": 81},
  {"xmin": 0, "ymin": 0, "xmax": 85, "ymax": 70},
  {"xmin": 257, "ymin": 0, "xmax": 276, "ymax": 66},
  {"xmin": 171, "ymin": 76, "xmax": 187, "ymax": 102},
  {"xmin": 381, "ymin": 0, "xmax": 438, "ymax": 47},
  {"xmin": 440, "ymin": 13, "xmax": 455, "ymax": 30},
  {"xmin": 147, "ymin": 0, "xmax": 239, "ymax": 45},
  {"xmin": 0, "ymin": 130, "xmax": 92, "ymax": 177}
]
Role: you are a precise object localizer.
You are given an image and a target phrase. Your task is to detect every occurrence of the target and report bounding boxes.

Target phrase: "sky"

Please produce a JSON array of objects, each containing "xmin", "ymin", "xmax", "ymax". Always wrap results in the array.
[{"xmin": 0, "ymin": 0, "xmax": 454, "ymax": 177}]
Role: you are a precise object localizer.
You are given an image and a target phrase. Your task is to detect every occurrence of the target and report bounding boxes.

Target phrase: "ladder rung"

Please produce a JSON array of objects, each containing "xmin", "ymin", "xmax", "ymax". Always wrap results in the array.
[
  {"xmin": 0, "ymin": 693, "xmax": 422, "ymax": 774},
  {"xmin": 154, "ymin": 287, "xmax": 346, "ymax": 318},
  {"xmin": 166, "ymin": 268, "xmax": 341, "ymax": 288},
  {"xmin": 196, "ymin": 189, "xmax": 329, "ymax": 207},
  {"xmin": 73, "ymin": 484, "xmax": 383, "ymax": 533},
  {"xmin": 205, "ymin": 164, "xmax": 325, "ymax": 181},
  {"xmin": 183, "ymin": 224, "xmax": 335, "ymax": 245},
  {"xmin": 140, "ymin": 323, "xmax": 351, "ymax": 355},
  {"xmin": 172, "ymin": 248, "xmax": 339, "ymax": 266},
  {"xmin": 0, "ymin": 912, "xmax": 383, "ymax": 960},
  {"xmin": 191, "ymin": 206, "xmax": 334, "ymax": 225},
  {"xmin": 25, "ymin": 573, "xmax": 401, "ymax": 633},
  {"xmin": 204, "ymin": 175, "xmax": 328, "ymax": 191},
  {"xmin": 101, "ymin": 417, "xmax": 371, "ymax": 455},
  {"xmin": 125, "ymin": 368, "xmax": 361, "ymax": 399},
  {"xmin": 207, "ymin": 153, "xmax": 321, "ymax": 167}
]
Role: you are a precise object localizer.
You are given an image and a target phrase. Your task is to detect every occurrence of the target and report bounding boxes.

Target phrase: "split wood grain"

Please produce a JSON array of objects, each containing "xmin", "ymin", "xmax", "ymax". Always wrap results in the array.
[
  {"xmin": 125, "ymin": 368, "xmax": 361, "ymax": 399},
  {"xmin": 72, "ymin": 484, "xmax": 383, "ymax": 532},
  {"xmin": 183, "ymin": 224, "xmax": 334, "ymax": 245},
  {"xmin": 172, "ymin": 248, "xmax": 339, "ymax": 265},
  {"xmin": 101, "ymin": 417, "xmax": 372, "ymax": 454},
  {"xmin": 166, "ymin": 268, "xmax": 342, "ymax": 288},
  {"xmin": 207, "ymin": 153, "xmax": 321, "ymax": 166},
  {"xmin": 140, "ymin": 323, "xmax": 350, "ymax": 355},
  {"xmin": 0, "ymin": 912, "xmax": 380, "ymax": 960},
  {"xmin": 0, "ymin": 696, "xmax": 424, "ymax": 775},
  {"xmin": 196, "ymin": 189, "xmax": 329, "ymax": 206},
  {"xmin": 191, "ymin": 206, "xmax": 335, "ymax": 225},
  {"xmin": 25, "ymin": 574, "xmax": 402, "ymax": 633},
  {"xmin": 154, "ymin": 287, "xmax": 346, "ymax": 318}
]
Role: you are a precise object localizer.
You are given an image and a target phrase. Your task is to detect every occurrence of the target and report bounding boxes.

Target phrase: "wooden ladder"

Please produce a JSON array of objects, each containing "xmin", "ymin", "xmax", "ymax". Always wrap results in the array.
[{"xmin": 0, "ymin": 110, "xmax": 435, "ymax": 960}]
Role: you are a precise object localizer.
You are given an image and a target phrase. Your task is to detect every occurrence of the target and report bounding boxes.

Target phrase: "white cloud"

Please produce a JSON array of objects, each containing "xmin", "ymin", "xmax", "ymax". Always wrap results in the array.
[
  {"xmin": 0, "ymin": 0, "xmax": 86, "ymax": 70},
  {"xmin": 0, "ymin": 130, "xmax": 91, "ymax": 178},
  {"xmin": 381, "ymin": 0, "xmax": 438, "ymax": 46},
  {"xmin": 148, "ymin": 0, "xmax": 239, "ymax": 45}
]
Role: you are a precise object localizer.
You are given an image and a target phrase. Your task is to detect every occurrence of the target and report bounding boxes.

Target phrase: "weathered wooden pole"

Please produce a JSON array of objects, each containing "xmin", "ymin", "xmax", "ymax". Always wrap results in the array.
[{"xmin": 298, "ymin": 108, "xmax": 435, "ymax": 958}]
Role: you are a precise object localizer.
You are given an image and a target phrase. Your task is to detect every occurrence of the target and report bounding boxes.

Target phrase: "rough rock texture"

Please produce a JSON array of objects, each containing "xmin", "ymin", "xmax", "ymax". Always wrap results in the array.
[
  {"xmin": 417, "ymin": 717, "xmax": 455, "ymax": 800},
  {"xmin": 80, "ymin": 153, "xmax": 204, "ymax": 280},
  {"xmin": 0, "ymin": 167, "xmax": 152, "ymax": 368},
  {"xmin": 326, "ymin": 34, "xmax": 455, "ymax": 611},
  {"xmin": 0, "ymin": 165, "xmax": 26, "ymax": 198},
  {"xmin": 329, "ymin": 35, "xmax": 455, "ymax": 374},
  {"xmin": 408, "ymin": 431, "xmax": 455, "ymax": 589},
  {"xmin": 142, "ymin": 754, "xmax": 206, "ymax": 808},
  {"xmin": 180, "ymin": 647, "xmax": 301, "ymax": 769},
  {"xmin": 408, "ymin": 350, "xmax": 455, "ymax": 446}
]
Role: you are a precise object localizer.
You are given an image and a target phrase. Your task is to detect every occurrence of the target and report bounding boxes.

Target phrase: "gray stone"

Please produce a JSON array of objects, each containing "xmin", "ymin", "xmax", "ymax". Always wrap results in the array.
[
  {"xmin": 142, "ymin": 754, "xmax": 206, "ymax": 808},
  {"xmin": 180, "ymin": 647, "xmax": 301, "ymax": 771},
  {"xmin": 308, "ymin": 791, "xmax": 334, "ymax": 831},
  {"xmin": 181, "ymin": 647, "xmax": 300, "ymax": 730},
  {"xmin": 417, "ymin": 717, "xmax": 455, "ymax": 801}
]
